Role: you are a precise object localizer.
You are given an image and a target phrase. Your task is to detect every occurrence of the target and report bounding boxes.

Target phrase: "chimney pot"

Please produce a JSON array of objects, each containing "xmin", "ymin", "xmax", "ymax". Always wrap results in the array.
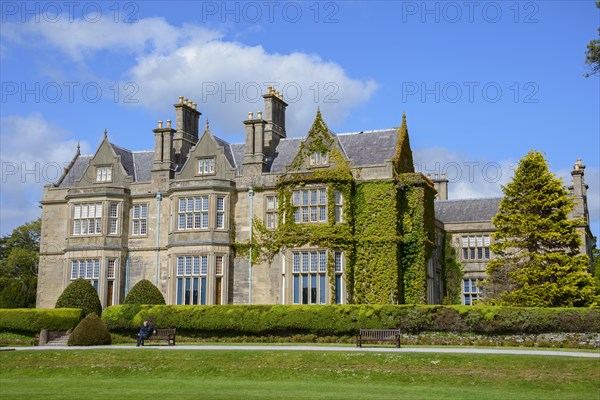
[
  {"xmin": 179, "ymin": 96, "xmax": 183, "ymax": 104},
  {"xmin": 257, "ymin": 111, "xmax": 263, "ymax": 119},
  {"xmin": 158, "ymin": 120, "xmax": 163, "ymax": 128},
  {"xmin": 248, "ymin": 111, "xmax": 254, "ymax": 120},
  {"xmin": 434, "ymin": 173, "xmax": 439, "ymax": 179},
  {"xmin": 193, "ymin": 102, "xmax": 197, "ymax": 109},
  {"xmin": 166, "ymin": 119, "xmax": 172, "ymax": 128}
]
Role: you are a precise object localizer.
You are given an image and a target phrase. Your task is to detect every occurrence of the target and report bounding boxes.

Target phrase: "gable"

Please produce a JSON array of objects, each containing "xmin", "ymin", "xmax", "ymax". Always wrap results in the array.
[
  {"xmin": 75, "ymin": 137, "xmax": 132, "ymax": 187},
  {"xmin": 176, "ymin": 129, "xmax": 236, "ymax": 180},
  {"xmin": 287, "ymin": 111, "xmax": 349, "ymax": 173}
]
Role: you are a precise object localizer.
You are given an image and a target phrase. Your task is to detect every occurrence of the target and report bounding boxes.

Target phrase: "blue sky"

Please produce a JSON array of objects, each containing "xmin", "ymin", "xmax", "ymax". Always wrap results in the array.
[{"xmin": 1, "ymin": 0, "xmax": 598, "ymax": 239}]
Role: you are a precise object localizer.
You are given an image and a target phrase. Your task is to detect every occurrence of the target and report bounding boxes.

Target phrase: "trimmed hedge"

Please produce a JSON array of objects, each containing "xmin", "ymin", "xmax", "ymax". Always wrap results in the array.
[
  {"xmin": 123, "ymin": 280, "xmax": 166, "ymax": 305},
  {"xmin": 102, "ymin": 305, "xmax": 600, "ymax": 336},
  {"xmin": 55, "ymin": 278, "xmax": 103, "ymax": 317},
  {"xmin": 0, "ymin": 308, "xmax": 84, "ymax": 332},
  {"xmin": 68, "ymin": 313, "xmax": 112, "ymax": 346}
]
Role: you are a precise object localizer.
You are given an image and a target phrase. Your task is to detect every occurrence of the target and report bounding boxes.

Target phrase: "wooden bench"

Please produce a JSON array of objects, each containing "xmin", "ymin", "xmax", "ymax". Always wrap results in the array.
[
  {"xmin": 141, "ymin": 328, "xmax": 176, "ymax": 346},
  {"xmin": 356, "ymin": 328, "xmax": 401, "ymax": 348}
]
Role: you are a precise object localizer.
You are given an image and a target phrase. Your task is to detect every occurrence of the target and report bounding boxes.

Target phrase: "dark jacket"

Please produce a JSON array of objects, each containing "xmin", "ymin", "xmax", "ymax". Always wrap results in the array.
[{"xmin": 139, "ymin": 325, "xmax": 156, "ymax": 339}]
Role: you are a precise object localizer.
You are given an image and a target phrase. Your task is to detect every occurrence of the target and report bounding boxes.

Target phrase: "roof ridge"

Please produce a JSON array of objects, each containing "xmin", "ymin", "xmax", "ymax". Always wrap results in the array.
[
  {"xmin": 110, "ymin": 143, "xmax": 132, "ymax": 153},
  {"xmin": 337, "ymin": 128, "xmax": 397, "ymax": 136},
  {"xmin": 132, "ymin": 152, "xmax": 138, "ymax": 181},
  {"xmin": 436, "ymin": 197, "xmax": 502, "ymax": 203}
]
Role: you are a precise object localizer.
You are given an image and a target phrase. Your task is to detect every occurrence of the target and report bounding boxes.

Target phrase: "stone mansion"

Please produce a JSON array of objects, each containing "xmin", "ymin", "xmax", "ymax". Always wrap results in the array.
[{"xmin": 37, "ymin": 89, "xmax": 593, "ymax": 308}]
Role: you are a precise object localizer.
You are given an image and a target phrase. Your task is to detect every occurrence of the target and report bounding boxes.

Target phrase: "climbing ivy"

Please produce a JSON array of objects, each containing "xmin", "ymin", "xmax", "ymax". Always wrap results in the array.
[
  {"xmin": 233, "ymin": 112, "xmax": 436, "ymax": 305},
  {"xmin": 441, "ymin": 234, "xmax": 464, "ymax": 305}
]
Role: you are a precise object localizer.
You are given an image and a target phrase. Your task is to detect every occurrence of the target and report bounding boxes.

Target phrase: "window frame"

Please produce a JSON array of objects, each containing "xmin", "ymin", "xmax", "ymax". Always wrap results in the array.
[
  {"xmin": 72, "ymin": 203, "xmax": 103, "ymax": 236},
  {"xmin": 131, "ymin": 204, "xmax": 148, "ymax": 236},
  {"xmin": 96, "ymin": 166, "xmax": 113, "ymax": 183},
  {"xmin": 197, "ymin": 157, "xmax": 216, "ymax": 176}
]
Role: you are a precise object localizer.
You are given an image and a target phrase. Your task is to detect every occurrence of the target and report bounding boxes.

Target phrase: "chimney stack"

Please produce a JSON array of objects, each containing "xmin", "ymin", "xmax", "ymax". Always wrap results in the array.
[{"xmin": 173, "ymin": 96, "xmax": 201, "ymax": 166}]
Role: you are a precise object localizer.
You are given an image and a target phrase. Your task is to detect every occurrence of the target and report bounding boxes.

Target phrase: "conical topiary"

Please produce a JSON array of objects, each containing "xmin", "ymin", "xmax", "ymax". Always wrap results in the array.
[
  {"xmin": 123, "ymin": 279, "xmax": 166, "ymax": 305},
  {"xmin": 68, "ymin": 312, "xmax": 112, "ymax": 346},
  {"xmin": 55, "ymin": 278, "xmax": 103, "ymax": 317}
]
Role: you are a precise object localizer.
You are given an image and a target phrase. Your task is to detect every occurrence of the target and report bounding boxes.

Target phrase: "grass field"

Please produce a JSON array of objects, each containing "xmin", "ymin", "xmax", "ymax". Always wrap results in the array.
[{"xmin": 1, "ymin": 349, "xmax": 598, "ymax": 400}]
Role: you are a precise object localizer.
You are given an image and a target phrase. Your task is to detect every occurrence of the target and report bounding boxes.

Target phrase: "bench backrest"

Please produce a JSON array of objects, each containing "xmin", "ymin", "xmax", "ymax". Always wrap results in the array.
[
  {"xmin": 153, "ymin": 329, "xmax": 176, "ymax": 337},
  {"xmin": 359, "ymin": 329, "xmax": 400, "ymax": 339}
]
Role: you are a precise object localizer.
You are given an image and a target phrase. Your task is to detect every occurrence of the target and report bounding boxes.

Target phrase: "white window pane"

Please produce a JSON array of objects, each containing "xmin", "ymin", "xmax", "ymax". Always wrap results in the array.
[
  {"xmin": 201, "ymin": 256, "xmax": 207, "ymax": 275},
  {"xmin": 177, "ymin": 257, "xmax": 184, "ymax": 275},
  {"xmin": 202, "ymin": 197, "xmax": 209, "ymax": 211},
  {"xmin": 476, "ymin": 237, "xmax": 483, "ymax": 246},
  {"xmin": 484, "ymin": 236, "xmax": 491, "ymax": 246},
  {"xmin": 96, "ymin": 204, "xmax": 102, "ymax": 217},
  {"xmin": 185, "ymin": 256, "xmax": 192, "ymax": 275},
  {"xmin": 462, "ymin": 237, "xmax": 468, "ymax": 247},
  {"xmin": 71, "ymin": 261, "xmax": 78, "ymax": 279},
  {"xmin": 179, "ymin": 199, "xmax": 186, "ymax": 212},
  {"xmin": 140, "ymin": 220, "xmax": 147, "ymax": 235},
  {"xmin": 469, "ymin": 237, "xmax": 476, "ymax": 246},
  {"xmin": 133, "ymin": 205, "xmax": 140, "ymax": 219},
  {"xmin": 319, "ymin": 189, "xmax": 327, "ymax": 204},
  {"xmin": 193, "ymin": 256, "xmax": 200, "ymax": 275},
  {"xmin": 302, "ymin": 252, "xmax": 309, "ymax": 272},
  {"xmin": 81, "ymin": 205, "xmax": 88, "ymax": 218}
]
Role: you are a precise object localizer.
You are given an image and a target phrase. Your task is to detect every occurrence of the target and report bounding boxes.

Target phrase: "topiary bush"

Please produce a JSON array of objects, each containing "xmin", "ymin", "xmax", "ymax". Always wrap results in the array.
[
  {"xmin": 67, "ymin": 312, "xmax": 112, "ymax": 346},
  {"xmin": 55, "ymin": 278, "xmax": 102, "ymax": 317},
  {"xmin": 123, "ymin": 279, "xmax": 166, "ymax": 305}
]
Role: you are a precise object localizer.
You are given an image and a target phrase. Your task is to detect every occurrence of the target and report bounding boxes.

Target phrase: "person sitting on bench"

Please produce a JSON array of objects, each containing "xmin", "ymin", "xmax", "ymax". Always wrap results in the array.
[{"xmin": 136, "ymin": 320, "xmax": 157, "ymax": 347}]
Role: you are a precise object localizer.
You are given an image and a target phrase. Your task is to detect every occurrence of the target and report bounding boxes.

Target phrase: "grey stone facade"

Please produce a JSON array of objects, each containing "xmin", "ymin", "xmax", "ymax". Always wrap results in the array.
[{"xmin": 37, "ymin": 91, "xmax": 593, "ymax": 308}]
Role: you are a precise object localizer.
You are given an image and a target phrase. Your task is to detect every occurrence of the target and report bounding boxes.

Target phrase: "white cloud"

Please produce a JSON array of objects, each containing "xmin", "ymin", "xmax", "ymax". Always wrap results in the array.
[
  {"xmin": 415, "ymin": 147, "xmax": 599, "ymax": 239},
  {"xmin": 413, "ymin": 147, "xmax": 516, "ymax": 199},
  {"xmin": 0, "ymin": 113, "xmax": 89, "ymax": 235},
  {"xmin": 3, "ymin": 18, "xmax": 221, "ymax": 62},
  {"xmin": 4, "ymin": 17, "xmax": 378, "ymax": 138}
]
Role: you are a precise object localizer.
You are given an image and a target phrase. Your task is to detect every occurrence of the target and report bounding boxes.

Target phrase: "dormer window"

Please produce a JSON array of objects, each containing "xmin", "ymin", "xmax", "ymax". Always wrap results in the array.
[
  {"xmin": 198, "ymin": 157, "xmax": 215, "ymax": 175},
  {"xmin": 96, "ymin": 166, "xmax": 112, "ymax": 182},
  {"xmin": 309, "ymin": 151, "xmax": 328, "ymax": 166}
]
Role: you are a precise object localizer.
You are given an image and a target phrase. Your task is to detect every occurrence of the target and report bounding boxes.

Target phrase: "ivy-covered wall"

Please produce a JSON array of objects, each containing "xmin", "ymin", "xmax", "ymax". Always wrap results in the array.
[
  {"xmin": 235, "ymin": 111, "xmax": 438, "ymax": 305},
  {"xmin": 397, "ymin": 174, "xmax": 436, "ymax": 304},
  {"xmin": 353, "ymin": 181, "xmax": 401, "ymax": 304}
]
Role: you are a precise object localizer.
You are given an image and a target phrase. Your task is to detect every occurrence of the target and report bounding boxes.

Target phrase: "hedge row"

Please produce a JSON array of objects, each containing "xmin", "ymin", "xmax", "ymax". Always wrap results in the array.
[
  {"xmin": 102, "ymin": 305, "xmax": 600, "ymax": 335},
  {"xmin": 0, "ymin": 308, "xmax": 84, "ymax": 332}
]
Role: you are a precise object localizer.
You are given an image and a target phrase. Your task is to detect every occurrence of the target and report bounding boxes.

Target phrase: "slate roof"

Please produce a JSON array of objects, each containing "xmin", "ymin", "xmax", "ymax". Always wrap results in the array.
[
  {"xmin": 434, "ymin": 198, "xmax": 501, "ymax": 223},
  {"xmin": 111, "ymin": 144, "xmax": 135, "ymax": 178},
  {"xmin": 58, "ymin": 155, "xmax": 92, "ymax": 188},
  {"xmin": 337, "ymin": 129, "xmax": 398, "ymax": 167}
]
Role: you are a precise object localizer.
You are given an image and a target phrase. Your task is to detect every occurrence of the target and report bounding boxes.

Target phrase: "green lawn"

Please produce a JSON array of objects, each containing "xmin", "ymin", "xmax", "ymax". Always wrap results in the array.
[{"xmin": 1, "ymin": 349, "xmax": 598, "ymax": 399}]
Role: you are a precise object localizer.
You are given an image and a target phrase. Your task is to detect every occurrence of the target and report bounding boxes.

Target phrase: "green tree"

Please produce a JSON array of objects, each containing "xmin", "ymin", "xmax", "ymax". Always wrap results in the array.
[
  {"xmin": 0, "ymin": 219, "xmax": 41, "ymax": 308},
  {"xmin": 483, "ymin": 150, "xmax": 597, "ymax": 307},
  {"xmin": 584, "ymin": 1, "xmax": 600, "ymax": 77}
]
